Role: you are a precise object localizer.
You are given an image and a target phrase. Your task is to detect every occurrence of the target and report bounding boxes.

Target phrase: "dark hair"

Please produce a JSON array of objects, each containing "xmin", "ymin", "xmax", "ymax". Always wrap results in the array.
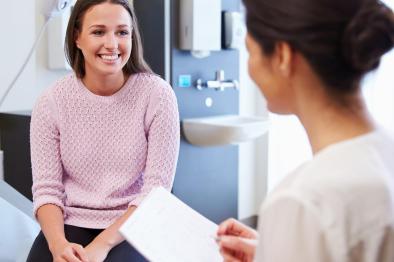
[
  {"xmin": 65, "ymin": 0, "xmax": 152, "ymax": 78},
  {"xmin": 242, "ymin": 0, "xmax": 394, "ymax": 94}
]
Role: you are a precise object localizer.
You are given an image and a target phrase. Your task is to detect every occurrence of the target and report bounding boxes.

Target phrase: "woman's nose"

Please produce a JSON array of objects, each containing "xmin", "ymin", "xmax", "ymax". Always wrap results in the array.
[{"xmin": 104, "ymin": 34, "xmax": 118, "ymax": 49}]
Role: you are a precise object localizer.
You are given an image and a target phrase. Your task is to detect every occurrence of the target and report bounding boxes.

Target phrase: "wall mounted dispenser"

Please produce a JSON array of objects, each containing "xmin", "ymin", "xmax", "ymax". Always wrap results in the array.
[
  {"xmin": 224, "ymin": 11, "xmax": 246, "ymax": 49},
  {"xmin": 179, "ymin": 0, "xmax": 221, "ymax": 58}
]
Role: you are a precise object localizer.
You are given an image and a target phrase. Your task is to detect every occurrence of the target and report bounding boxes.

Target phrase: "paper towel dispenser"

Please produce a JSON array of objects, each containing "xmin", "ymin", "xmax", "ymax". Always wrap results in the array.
[
  {"xmin": 179, "ymin": 0, "xmax": 221, "ymax": 55},
  {"xmin": 224, "ymin": 11, "xmax": 246, "ymax": 50}
]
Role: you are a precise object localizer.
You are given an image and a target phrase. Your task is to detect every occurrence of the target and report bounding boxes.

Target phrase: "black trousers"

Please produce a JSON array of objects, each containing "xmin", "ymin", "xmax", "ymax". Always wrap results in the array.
[{"xmin": 27, "ymin": 224, "xmax": 147, "ymax": 262}]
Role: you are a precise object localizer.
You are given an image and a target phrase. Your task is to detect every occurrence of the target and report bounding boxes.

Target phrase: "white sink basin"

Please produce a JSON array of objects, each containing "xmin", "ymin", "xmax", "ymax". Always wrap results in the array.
[{"xmin": 182, "ymin": 115, "xmax": 269, "ymax": 146}]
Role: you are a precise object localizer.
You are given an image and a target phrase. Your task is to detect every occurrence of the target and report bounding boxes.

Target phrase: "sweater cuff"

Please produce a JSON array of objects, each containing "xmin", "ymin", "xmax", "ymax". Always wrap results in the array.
[
  {"xmin": 128, "ymin": 194, "xmax": 146, "ymax": 208},
  {"xmin": 33, "ymin": 196, "xmax": 65, "ymax": 220}
]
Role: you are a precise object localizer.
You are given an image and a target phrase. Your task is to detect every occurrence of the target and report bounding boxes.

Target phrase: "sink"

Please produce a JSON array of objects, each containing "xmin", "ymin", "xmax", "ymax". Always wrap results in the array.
[{"xmin": 182, "ymin": 115, "xmax": 269, "ymax": 146}]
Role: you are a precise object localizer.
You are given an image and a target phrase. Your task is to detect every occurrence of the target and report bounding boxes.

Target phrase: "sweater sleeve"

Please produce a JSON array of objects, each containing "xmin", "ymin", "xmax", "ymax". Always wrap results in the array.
[
  {"xmin": 129, "ymin": 79, "xmax": 180, "ymax": 206},
  {"xmin": 255, "ymin": 192, "xmax": 333, "ymax": 262},
  {"xmin": 30, "ymin": 90, "xmax": 65, "ymax": 218}
]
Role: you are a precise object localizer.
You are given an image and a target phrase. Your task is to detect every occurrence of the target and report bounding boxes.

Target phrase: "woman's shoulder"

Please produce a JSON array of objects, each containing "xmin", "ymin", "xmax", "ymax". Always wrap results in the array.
[
  {"xmin": 34, "ymin": 74, "xmax": 77, "ymax": 106},
  {"xmin": 261, "ymin": 137, "xmax": 394, "ymax": 236},
  {"xmin": 277, "ymin": 143, "xmax": 394, "ymax": 208},
  {"xmin": 39, "ymin": 73, "xmax": 77, "ymax": 98},
  {"xmin": 133, "ymin": 72, "xmax": 168, "ymax": 84},
  {"xmin": 132, "ymin": 73, "xmax": 172, "ymax": 91},
  {"xmin": 132, "ymin": 72, "xmax": 175, "ymax": 100},
  {"xmin": 32, "ymin": 74, "xmax": 84, "ymax": 121}
]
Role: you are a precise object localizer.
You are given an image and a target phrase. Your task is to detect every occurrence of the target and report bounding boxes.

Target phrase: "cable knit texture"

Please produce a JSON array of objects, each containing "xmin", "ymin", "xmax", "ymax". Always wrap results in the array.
[{"xmin": 30, "ymin": 73, "xmax": 180, "ymax": 229}]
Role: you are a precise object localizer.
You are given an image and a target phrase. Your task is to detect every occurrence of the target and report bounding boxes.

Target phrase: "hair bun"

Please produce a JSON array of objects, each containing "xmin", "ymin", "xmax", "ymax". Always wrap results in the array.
[{"xmin": 342, "ymin": 2, "xmax": 394, "ymax": 73}]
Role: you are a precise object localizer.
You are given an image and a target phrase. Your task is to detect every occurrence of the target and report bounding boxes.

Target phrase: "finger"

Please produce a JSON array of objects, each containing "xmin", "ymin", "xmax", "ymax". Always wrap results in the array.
[
  {"xmin": 222, "ymin": 218, "xmax": 247, "ymax": 236},
  {"xmin": 61, "ymin": 251, "xmax": 83, "ymax": 262},
  {"xmin": 72, "ymin": 244, "xmax": 89, "ymax": 262},
  {"xmin": 221, "ymin": 249, "xmax": 241, "ymax": 262},
  {"xmin": 217, "ymin": 218, "xmax": 239, "ymax": 236},
  {"xmin": 230, "ymin": 220, "xmax": 256, "ymax": 238},
  {"xmin": 220, "ymin": 246, "xmax": 238, "ymax": 259},
  {"xmin": 221, "ymin": 245, "xmax": 248, "ymax": 262},
  {"xmin": 220, "ymin": 219, "xmax": 258, "ymax": 239},
  {"xmin": 219, "ymin": 236, "xmax": 257, "ymax": 256},
  {"xmin": 54, "ymin": 258, "xmax": 67, "ymax": 262}
]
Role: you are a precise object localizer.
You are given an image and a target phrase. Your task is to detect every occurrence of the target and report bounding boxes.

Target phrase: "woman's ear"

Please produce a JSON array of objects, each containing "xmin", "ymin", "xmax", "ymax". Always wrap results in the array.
[
  {"xmin": 274, "ymin": 42, "xmax": 293, "ymax": 78},
  {"xmin": 74, "ymin": 31, "xmax": 81, "ymax": 49}
]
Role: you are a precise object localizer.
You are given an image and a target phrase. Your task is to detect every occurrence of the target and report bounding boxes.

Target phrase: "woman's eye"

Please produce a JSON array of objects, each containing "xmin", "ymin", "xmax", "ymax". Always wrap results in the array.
[
  {"xmin": 92, "ymin": 30, "xmax": 104, "ymax": 36},
  {"xmin": 118, "ymin": 30, "xmax": 130, "ymax": 36}
]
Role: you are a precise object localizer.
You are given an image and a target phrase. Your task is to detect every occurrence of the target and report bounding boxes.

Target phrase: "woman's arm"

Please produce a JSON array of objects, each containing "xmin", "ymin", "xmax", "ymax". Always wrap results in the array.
[
  {"xmin": 83, "ymin": 206, "xmax": 137, "ymax": 261},
  {"xmin": 37, "ymin": 204, "xmax": 88, "ymax": 262},
  {"xmin": 31, "ymin": 91, "xmax": 88, "ymax": 261},
  {"xmin": 130, "ymin": 79, "xmax": 180, "ymax": 206},
  {"xmin": 31, "ymin": 91, "xmax": 66, "ymax": 217}
]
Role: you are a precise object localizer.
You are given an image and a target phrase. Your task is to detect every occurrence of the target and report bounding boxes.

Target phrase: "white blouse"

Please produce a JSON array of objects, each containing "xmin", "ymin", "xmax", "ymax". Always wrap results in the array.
[{"xmin": 255, "ymin": 130, "xmax": 394, "ymax": 262}]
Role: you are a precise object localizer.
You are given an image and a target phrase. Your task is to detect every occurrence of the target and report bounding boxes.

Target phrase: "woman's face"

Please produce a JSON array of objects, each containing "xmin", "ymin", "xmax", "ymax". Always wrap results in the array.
[
  {"xmin": 245, "ymin": 33, "xmax": 293, "ymax": 114},
  {"xmin": 75, "ymin": 3, "xmax": 132, "ymax": 79}
]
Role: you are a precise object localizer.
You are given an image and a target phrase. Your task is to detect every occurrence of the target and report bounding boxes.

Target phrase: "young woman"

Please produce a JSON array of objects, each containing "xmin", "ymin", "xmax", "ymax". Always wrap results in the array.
[
  {"xmin": 27, "ymin": 0, "xmax": 179, "ymax": 261},
  {"xmin": 217, "ymin": 0, "xmax": 394, "ymax": 261}
]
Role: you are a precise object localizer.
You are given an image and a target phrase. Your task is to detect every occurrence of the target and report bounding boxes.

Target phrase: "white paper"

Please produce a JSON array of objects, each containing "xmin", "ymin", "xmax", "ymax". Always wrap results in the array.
[{"xmin": 119, "ymin": 187, "xmax": 222, "ymax": 262}]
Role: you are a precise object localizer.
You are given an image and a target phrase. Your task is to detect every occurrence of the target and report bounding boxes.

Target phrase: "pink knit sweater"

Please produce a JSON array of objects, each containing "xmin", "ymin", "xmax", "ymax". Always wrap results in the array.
[{"xmin": 30, "ymin": 73, "xmax": 180, "ymax": 229}]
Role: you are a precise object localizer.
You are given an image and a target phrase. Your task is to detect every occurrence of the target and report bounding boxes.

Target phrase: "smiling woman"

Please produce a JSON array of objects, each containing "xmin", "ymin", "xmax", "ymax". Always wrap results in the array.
[
  {"xmin": 75, "ymin": 3, "xmax": 132, "ymax": 95},
  {"xmin": 26, "ymin": 1, "xmax": 180, "ymax": 262}
]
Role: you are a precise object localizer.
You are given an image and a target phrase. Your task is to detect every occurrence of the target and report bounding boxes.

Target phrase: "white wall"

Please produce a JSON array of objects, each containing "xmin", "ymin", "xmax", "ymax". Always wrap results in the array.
[
  {"xmin": 363, "ymin": 49, "xmax": 394, "ymax": 132},
  {"xmin": 0, "ymin": 1, "xmax": 70, "ymax": 113},
  {"xmin": 238, "ymin": 32, "xmax": 269, "ymax": 220},
  {"xmin": 0, "ymin": 1, "xmax": 37, "ymax": 112}
]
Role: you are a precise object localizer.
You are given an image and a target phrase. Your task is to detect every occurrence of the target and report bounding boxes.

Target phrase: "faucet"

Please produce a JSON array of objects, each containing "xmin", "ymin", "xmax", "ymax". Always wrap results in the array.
[{"xmin": 196, "ymin": 70, "xmax": 239, "ymax": 91}]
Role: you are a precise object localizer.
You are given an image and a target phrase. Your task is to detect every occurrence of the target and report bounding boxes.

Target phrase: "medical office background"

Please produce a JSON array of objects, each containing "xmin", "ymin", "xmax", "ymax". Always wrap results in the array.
[{"xmin": 0, "ymin": 0, "xmax": 394, "ymax": 225}]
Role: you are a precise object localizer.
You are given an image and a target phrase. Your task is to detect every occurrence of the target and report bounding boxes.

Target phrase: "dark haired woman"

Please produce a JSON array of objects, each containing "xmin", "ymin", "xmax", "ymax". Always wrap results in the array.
[
  {"xmin": 27, "ymin": 0, "xmax": 179, "ymax": 261},
  {"xmin": 217, "ymin": 0, "xmax": 394, "ymax": 261}
]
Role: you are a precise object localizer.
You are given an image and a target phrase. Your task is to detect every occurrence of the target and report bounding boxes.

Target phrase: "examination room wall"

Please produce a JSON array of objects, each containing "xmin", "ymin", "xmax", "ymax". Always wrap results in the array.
[{"xmin": 0, "ymin": 1, "xmax": 37, "ymax": 112}]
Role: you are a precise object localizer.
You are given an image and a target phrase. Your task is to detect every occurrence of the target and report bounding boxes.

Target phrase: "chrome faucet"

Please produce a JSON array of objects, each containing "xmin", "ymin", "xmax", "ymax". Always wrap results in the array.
[{"xmin": 196, "ymin": 70, "xmax": 239, "ymax": 91}]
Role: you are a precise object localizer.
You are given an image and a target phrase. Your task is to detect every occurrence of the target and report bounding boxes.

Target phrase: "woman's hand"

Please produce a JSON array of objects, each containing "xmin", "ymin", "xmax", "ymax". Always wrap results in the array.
[
  {"xmin": 50, "ymin": 239, "xmax": 88, "ymax": 262},
  {"xmin": 218, "ymin": 236, "xmax": 258, "ymax": 262},
  {"xmin": 217, "ymin": 218, "xmax": 258, "ymax": 239},
  {"xmin": 84, "ymin": 238, "xmax": 112, "ymax": 262},
  {"xmin": 217, "ymin": 218, "xmax": 259, "ymax": 262}
]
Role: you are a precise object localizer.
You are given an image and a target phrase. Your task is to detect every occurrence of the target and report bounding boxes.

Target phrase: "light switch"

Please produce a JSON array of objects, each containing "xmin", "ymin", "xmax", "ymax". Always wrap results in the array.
[{"xmin": 178, "ymin": 75, "xmax": 192, "ymax": 88}]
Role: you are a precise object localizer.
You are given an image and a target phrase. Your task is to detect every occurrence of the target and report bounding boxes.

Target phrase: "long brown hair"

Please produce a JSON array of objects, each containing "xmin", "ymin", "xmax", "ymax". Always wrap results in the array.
[
  {"xmin": 65, "ymin": 0, "xmax": 152, "ymax": 78},
  {"xmin": 242, "ymin": 0, "xmax": 394, "ymax": 94}
]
